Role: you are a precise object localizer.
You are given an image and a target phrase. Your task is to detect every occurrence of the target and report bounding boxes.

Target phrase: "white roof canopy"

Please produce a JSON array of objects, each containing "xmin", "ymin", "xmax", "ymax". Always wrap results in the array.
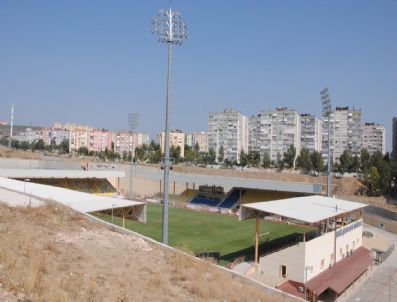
[
  {"xmin": 0, "ymin": 177, "xmax": 146, "ymax": 222},
  {"xmin": 239, "ymin": 195, "xmax": 367, "ymax": 224}
]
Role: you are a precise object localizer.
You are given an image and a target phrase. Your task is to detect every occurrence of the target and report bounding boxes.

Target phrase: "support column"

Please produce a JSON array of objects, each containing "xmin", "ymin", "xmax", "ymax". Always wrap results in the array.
[
  {"xmin": 173, "ymin": 181, "xmax": 176, "ymax": 196},
  {"xmin": 122, "ymin": 209, "xmax": 125, "ymax": 228},
  {"xmin": 255, "ymin": 217, "xmax": 260, "ymax": 268},
  {"xmin": 160, "ymin": 180, "xmax": 162, "ymax": 200}
]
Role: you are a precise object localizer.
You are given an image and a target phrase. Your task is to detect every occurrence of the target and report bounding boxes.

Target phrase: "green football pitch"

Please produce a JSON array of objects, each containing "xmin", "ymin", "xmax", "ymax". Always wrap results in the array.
[{"xmin": 96, "ymin": 203, "xmax": 307, "ymax": 263}]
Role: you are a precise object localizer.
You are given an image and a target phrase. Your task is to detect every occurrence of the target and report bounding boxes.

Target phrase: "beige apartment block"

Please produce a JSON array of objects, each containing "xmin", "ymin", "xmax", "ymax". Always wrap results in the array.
[
  {"xmin": 362, "ymin": 123, "xmax": 386, "ymax": 155},
  {"xmin": 157, "ymin": 129, "xmax": 185, "ymax": 158}
]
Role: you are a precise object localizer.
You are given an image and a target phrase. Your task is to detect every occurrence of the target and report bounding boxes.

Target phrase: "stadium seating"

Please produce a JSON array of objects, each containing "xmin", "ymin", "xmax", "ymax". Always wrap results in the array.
[
  {"xmin": 189, "ymin": 195, "xmax": 221, "ymax": 207},
  {"xmin": 218, "ymin": 189, "xmax": 246, "ymax": 208}
]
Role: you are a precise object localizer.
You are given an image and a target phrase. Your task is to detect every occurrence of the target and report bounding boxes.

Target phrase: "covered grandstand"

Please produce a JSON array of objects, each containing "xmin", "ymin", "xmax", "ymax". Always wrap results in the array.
[
  {"xmin": 239, "ymin": 196, "xmax": 369, "ymax": 301},
  {"xmin": 0, "ymin": 176, "xmax": 146, "ymax": 223}
]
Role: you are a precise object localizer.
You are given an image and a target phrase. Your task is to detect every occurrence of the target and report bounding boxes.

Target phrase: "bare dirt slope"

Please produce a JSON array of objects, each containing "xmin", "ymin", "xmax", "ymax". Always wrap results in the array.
[{"xmin": 0, "ymin": 203, "xmax": 290, "ymax": 302}]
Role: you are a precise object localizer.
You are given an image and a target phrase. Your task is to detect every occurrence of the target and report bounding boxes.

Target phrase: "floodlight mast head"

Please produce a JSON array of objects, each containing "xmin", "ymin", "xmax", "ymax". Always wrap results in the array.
[
  {"xmin": 321, "ymin": 88, "xmax": 332, "ymax": 117},
  {"xmin": 151, "ymin": 8, "xmax": 188, "ymax": 45}
]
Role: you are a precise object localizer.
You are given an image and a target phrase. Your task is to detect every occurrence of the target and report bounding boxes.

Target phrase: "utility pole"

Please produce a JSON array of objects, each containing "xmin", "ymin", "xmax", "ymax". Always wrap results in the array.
[
  {"xmin": 151, "ymin": 3, "xmax": 188, "ymax": 245},
  {"xmin": 321, "ymin": 88, "xmax": 332, "ymax": 197}
]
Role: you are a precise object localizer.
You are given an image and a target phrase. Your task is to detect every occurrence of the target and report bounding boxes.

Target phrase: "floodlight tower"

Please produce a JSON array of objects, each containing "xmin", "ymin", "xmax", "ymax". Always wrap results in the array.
[
  {"xmin": 321, "ymin": 88, "xmax": 332, "ymax": 197},
  {"xmin": 151, "ymin": 4, "xmax": 188, "ymax": 245},
  {"xmin": 128, "ymin": 113, "xmax": 139, "ymax": 198}
]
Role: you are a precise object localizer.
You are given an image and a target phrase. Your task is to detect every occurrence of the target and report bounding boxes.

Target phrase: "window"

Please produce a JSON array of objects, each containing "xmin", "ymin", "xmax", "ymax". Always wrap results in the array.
[{"xmin": 281, "ymin": 265, "xmax": 287, "ymax": 278}]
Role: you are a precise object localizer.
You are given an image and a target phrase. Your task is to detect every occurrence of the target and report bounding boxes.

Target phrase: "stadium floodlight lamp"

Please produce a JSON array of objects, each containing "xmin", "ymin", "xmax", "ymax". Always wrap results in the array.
[{"xmin": 151, "ymin": 5, "xmax": 188, "ymax": 245}]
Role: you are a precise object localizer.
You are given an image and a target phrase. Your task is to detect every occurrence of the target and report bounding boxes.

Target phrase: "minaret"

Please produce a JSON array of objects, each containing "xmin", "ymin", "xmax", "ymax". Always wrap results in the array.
[{"xmin": 9, "ymin": 103, "xmax": 14, "ymax": 147}]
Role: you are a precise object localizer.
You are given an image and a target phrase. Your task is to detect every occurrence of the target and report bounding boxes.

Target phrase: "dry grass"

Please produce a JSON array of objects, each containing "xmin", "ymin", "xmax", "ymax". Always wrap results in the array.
[
  {"xmin": 0, "ymin": 145, "xmax": 42, "ymax": 160},
  {"xmin": 0, "ymin": 202, "xmax": 298, "ymax": 302}
]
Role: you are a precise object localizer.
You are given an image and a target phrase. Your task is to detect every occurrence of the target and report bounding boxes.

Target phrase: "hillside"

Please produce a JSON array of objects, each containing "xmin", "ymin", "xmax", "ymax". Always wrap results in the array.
[{"xmin": 0, "ymin": 202, "xmax": 293, "ymax": 302}]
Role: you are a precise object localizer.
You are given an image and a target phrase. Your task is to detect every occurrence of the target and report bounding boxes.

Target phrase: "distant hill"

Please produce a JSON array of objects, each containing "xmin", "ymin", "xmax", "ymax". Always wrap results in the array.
[{"xmin": 0, "ymin": 124, "xmax": 43, "ymax": 137}]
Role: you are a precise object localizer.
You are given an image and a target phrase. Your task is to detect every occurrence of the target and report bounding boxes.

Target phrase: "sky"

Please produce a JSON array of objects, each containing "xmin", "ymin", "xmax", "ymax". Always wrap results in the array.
[{"xmin": 0, "ymin": 0, "xmax": 396, "ymax": 151}]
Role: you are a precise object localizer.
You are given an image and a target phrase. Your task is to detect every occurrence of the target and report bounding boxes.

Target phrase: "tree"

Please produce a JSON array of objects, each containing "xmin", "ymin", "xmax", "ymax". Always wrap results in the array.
[
  {"xmin": 360, "ymin": 148, "xmax": 371, "ymax": 173},
  {"xmin": 217, "ymin": 145, "xmax": 224, "ymax": 163},
  {"xmin": 19, "ymin": 141, "xmax": 30, "ymax": 151},
  {"xmin": 77, "ymin": 147, "xmax": 89, "ymax": 156},
  {"xmin": 194, "ymin": 142, "xmax": 200, "ymax": 156},
  {"xmin": 10, "ymin": 139, "xmax": 20, "ymax": 149},
  {"xmin": 276, "ymin": 152, "xmax": 284, "ymax": 170},
  {"xmin": 122, "ymin": 151, "xmax": 128, "ymax": 161},
  {"xmin": 283, "ymin": 145, "xmax": 296, "ymax": 169},
  {"xmin": 32, "ymin": 139, "xmax": 45, "ymax": 151},
  {"xmin": 184, "ymin": 146, "xmax": 196, "ymax": 162},
  {"xmin": 239, "ymin": 149, "xmax": 248, "ymax": 167},
  {"xmin": 0, "ymin": 137, "xmax": 9, "ymax": 146},
  {"xmin": 170, "ymin": 145, "xmax": 181, "ymax": 163},
  {"xmin": 60, "ymin": 139, "xmax": 69, "ymax": 154},
  {"xmin": 366, "ymin": 166, "xmax": 380, "ymax": 193},
  {"xmin": 148, "ymin": 149, "xmax": 162, "ymax": 163},
  {"xmin": 296, "ymin": 148, "xmax": 311, "ymax": 174},
  {"xmin": 208, "ymin": 147, "xmax": 216, "ymax": 164},
  {"xmin": 351, "ymin": 156, "xmax": 360, "ymax": 173},
  {"xmin": 248, "ymin": 151, "xmax": 261, "ymax": 167},
  {"xmin": 338, "ymin": 150, "xmax": 353, "ymax": 176},
  {"xmin": 310, "ymin": 151, "xmax": 324, "ymax": 176},
  {"xmin": 134, "ymin": 146, "xmax": 145, "ymax": 162},
  {"xmin": 262, "ymin": 152, "xmax": 271, "ymax": 169}
]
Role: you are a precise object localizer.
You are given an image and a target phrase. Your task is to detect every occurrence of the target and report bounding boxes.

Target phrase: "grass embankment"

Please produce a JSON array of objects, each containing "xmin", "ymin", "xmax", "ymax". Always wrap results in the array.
[{"xmin": 96, "ymin": 203, "xmax": 307, "ymax": 263}]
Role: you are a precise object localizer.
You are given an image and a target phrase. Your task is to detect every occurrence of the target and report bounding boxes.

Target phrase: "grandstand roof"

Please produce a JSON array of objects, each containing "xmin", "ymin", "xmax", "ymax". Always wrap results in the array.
[
  {"xmin": 239, "ymin": 195, "xmax": 367, "ymax": 224},
  {"xmin": 0, "ymin": 168, "xmax": 125, "ymax": 179},
  {"xmin": 0, "ymin": 177, "xmax": 146, "ymax": 222}
]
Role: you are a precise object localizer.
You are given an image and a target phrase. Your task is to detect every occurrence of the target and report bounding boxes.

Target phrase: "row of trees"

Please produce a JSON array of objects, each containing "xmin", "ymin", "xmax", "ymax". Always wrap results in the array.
[{"xmin": 0, "ymin": 137, "xmax": 69, "ymax": 153}]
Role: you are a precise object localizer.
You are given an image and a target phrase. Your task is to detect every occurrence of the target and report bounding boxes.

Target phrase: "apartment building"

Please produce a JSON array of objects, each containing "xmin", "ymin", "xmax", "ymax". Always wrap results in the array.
[
  {"xmin": 323, "ymin": 107, "xmax": 362, "ymax": 164},
  {"xmin": 361, "ymin": 123, "xmax": 386, "ymax": 155},
  {"xmin": 300, "ymin": 114, "xmax": 322, "ymax": 153},
  {"xmin": 185, "ymin": 133, "xmax": 193, "ymax": 147},
  {"xmin": 89, "ymin": 129, "xmax": 112, "ymax": 153},
  {"xmin": 208, "ymin": 109, "xmax": 248, "ymax": 163},
  {"xmin": 248, "ymin": 107, "xmax": 300, "ymax": 162},
  {"xmin": 69, "ymin": 128, "xmax": 91, "ymax": 152},
  {"xmin": 14, "ymin": 128, "xmax": 41, "ymax": 144},
  {"xmin": 192, "ymin": 131, "xmax": 208, "ymax": 152},
  {"xmin": 41, "ymin": 129, "xmax": 70, "ymax": 145},
  {"xmin": 157, "ymin": 129, "xmax": 185, "ymax": 158}
]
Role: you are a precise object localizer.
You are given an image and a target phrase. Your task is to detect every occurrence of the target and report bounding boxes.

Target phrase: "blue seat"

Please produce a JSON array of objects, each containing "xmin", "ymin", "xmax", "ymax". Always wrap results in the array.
[
  {"xmin": 190, "ymin": 195, "xmax": 220, "ymax": 207},
  {"xmin": 218, "ymin": 189, "xmax": 246, "ymax": 208}
]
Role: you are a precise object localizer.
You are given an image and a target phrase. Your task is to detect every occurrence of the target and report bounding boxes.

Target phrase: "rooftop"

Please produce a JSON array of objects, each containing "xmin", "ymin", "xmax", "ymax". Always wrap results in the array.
[{"xmin": 239, "ymin": 195, "xmax": 368, "ymax": 224}]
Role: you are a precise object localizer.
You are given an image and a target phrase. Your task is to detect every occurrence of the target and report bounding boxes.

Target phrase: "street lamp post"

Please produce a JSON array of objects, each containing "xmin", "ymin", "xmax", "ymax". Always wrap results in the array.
[
  {"xmin": 151, "ymin": 5, "xmax": 188, "ymax": 245},
  {"xmin": 321, "ymin": 88, "xmax": 332, "ymax": 197}
]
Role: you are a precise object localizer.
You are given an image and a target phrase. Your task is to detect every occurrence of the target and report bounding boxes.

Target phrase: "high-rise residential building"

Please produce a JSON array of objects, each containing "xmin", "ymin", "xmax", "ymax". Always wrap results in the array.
[
  {"xmin": 69, "ymin": 128, "xmax": 91, "ymax": 152},
  {"xmin": 393, "ymin": 117, "xmax": 397, "ymax": 159},
  {"xmin": 361, "ymin": 123, "xmax": 386, "ymax": 155},
  {"xmin": 192, "ymin": 131, "xmax": 208, "ymax": 152},
  {"xmin": 323, "ymin": 106, "xmax": 362, "ymax": 164},
  {"xmin": 89, "ymin": 129, "xmax": 112, "ymax": 153},
  {"xmin": 137, "ymin": 132, "xmax": 150, "ymax": 146},
  {"xmin": 41, "ymin": 129, "xmax": 70, "ymax": 146},
  {"xmin": 248, "ymin": 107, "xmax": 301, "ymax": 162},
  {"xmin": 114, "ymin": 131, "xmax": 149, "ymax": 156},
  {"xmin": 184, "ymin": 133, "xmax": 193, "ymax": 147},
  {"xmin": 208, "ymin": 109, "xmax": 248, "ymax": 163},
  {"xmin": 300, "ymin": 114, "xmax": 322, "ymax": 153},
  {"xmin": 157, "ymin": 129, "xmax": 185, "ymax": 158}
]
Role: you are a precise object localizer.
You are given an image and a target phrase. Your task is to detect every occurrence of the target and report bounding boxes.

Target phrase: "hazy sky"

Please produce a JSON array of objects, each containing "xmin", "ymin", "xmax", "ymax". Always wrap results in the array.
[{"xmin": 0, "ymin": 1, "xmax": 396, "ymax": 151}]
